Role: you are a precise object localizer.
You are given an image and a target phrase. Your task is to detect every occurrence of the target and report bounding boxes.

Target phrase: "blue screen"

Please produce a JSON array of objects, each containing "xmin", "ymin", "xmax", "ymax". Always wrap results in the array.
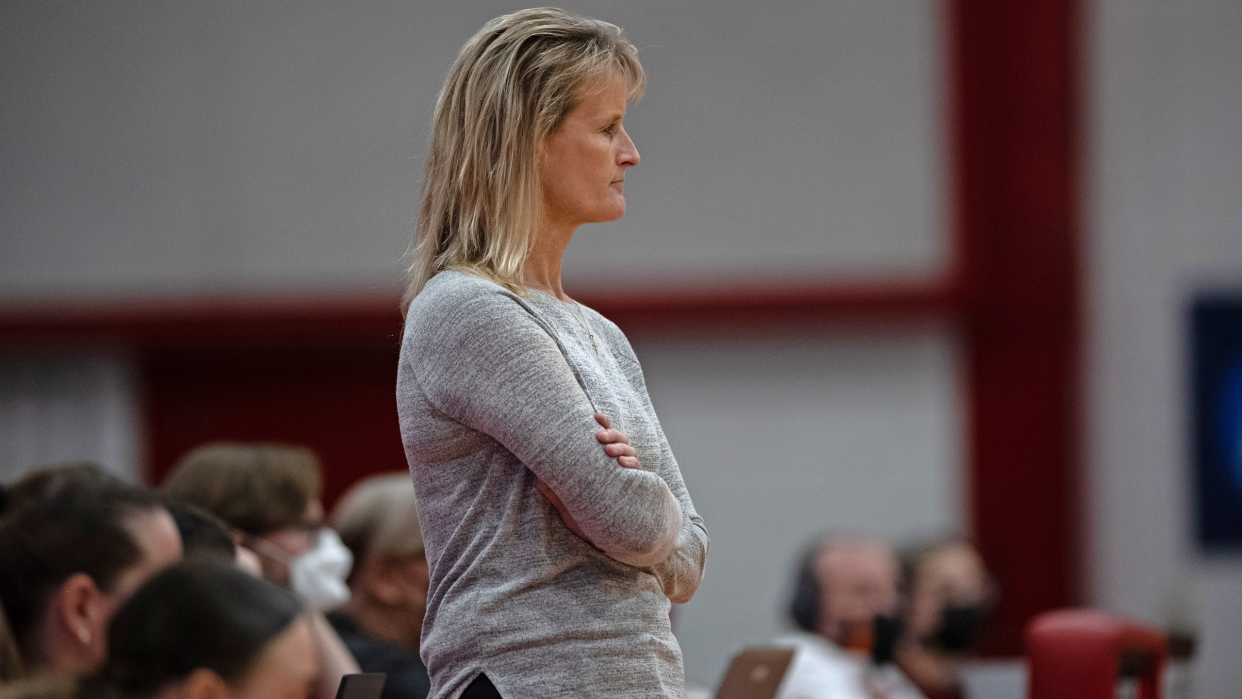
[{"xmin": 1193, "ymin": 296, "xmax": 1242, "ymax": 550}]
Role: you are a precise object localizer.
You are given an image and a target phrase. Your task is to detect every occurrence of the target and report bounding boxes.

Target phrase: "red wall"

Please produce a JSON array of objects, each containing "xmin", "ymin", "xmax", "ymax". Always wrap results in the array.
[{"xmin": 145, "ymin": 344, "xmax": 407, "ymax": 509}]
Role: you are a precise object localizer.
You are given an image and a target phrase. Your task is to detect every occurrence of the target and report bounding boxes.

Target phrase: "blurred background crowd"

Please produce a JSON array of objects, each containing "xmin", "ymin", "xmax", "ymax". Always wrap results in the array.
[
  {"xmin": 2, "ymin": 0, "xmax": 1240, "ymax": 697},
  {"xmin": 0, "ymin": 452, "xmax": 997, "ymax": 699}
]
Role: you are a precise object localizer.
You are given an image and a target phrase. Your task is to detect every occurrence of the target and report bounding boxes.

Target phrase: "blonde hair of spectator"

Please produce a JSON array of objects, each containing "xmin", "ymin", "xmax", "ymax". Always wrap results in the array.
[
  {"xmin": 331, "ymin": 472, "xmax": 423, "ymax": 568},
  {"xmin": 162, "ymin": 443, "xmax": 321, "ymax": 536},
  {"xmin": 402, "ymin": 6, "xmax": 645, "ymax": 309}
]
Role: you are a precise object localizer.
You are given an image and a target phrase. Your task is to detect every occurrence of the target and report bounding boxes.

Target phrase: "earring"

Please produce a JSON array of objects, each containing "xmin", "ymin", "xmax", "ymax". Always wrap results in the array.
[{"xmin": 77, "ymin": 626, "xmax": 91, "ymax": 645}]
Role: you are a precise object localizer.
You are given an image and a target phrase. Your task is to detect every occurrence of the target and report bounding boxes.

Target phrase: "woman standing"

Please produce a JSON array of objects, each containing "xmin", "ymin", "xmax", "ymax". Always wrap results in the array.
[{"xmin": 397, "ymin": 8, "xmax": 709, "ymax": 698}]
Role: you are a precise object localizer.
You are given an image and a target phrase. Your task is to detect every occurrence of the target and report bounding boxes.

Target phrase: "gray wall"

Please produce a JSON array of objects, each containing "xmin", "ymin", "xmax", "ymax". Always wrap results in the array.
[
  {"xmin": 0, "ymin": 0, "xmax": 946, "ymax": 300},
  {"xmin": 637, "ymin": 331, "xmax": 962, "ymax": 688},
  {"xmin": 1087, "ymin": 0, "xmax": 1242, "ymax": 694}
]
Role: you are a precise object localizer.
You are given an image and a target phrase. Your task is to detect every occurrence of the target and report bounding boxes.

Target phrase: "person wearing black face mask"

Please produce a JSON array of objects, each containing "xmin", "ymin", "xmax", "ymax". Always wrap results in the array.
[
  {"xmin": 774, "ymin": 535, "xmax": 926, "ymax": 699},
  {"xmin": 896, "ymin": 539, "xmax": 994, "ymax": 699}
]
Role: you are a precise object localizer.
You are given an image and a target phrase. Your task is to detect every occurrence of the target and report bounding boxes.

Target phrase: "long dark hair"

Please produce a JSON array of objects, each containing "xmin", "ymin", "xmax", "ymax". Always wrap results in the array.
[{"xmin": 94, "ymin": 561, "xmax": 302, "ymax": 699}]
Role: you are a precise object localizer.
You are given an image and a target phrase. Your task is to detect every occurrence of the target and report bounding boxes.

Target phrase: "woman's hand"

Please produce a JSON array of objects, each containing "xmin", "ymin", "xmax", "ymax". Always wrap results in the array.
[
  {"xmin": 538, "ymin": 413, "xmax": 639, "ymax": 543},
  {"xmin": 592, "ymin": 412, "xmax": 641, "ymax": 468}
]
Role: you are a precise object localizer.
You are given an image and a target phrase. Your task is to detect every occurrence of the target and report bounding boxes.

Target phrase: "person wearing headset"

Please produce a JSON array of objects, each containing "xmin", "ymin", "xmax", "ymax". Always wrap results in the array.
[{"xmin": 775, "ymin": 535, "xmax": 925, "ymax": 699}]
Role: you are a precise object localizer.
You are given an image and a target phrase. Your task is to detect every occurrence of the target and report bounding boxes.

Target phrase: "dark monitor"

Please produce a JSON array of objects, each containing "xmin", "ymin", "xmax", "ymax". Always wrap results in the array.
[
  {"xmin": 334, "ymin": 673, "xmax": 387, "ymax": 699},
  {"xmin": 1192, "ymin": 295, "xmax": 1242, "ymax": 550}
]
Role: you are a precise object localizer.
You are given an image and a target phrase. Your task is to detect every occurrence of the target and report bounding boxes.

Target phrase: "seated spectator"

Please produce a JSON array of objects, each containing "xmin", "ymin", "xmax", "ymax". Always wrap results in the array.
[
  {"xmin": 161, "ymin": 442, "xmax": 360, "ymax": 699},
  {"xmin": 0, "ymin": 472, "xmax": 182, "ymax": 679},
  {"xmin": 329, "ymin": 473, "xmax": 430, "ymax": 699},
  {"xmin": 776, "ymin": 535, "xmax": 924, "ymax": 699},
  {"xmin": 88, "ymin": 561, "xmax": 316, "ymax": 699},
  {"xmin": 0, "ymin": 464, "xmax": 118, "ymax": 510},
  {"xmin": 162, "ymin": 499, "xmax": 262, "ymax": 575},
  {"xmin": 163, "ymin": 499, "xmax": 237, "ymax": 562},
  {"xmin": 162, "ymin": 444, "xmax": 330, "ymax": 590},
  {"xmin": 896, "ymin": 539, "xmax": 993, "ymax": 699}
]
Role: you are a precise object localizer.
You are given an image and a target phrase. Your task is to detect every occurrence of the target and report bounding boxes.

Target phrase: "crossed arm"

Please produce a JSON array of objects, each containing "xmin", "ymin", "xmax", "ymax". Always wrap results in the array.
[
  {"xmin": 536, "ymin": 412, "xmax": 641, "ymax": 543},
  {"xmin": 539, "ymin": 412, "xmax": 707, "ymax": 603},
  {"xmin": 410, "ymin": 293, "xmax": 688, "ymax": 570}
]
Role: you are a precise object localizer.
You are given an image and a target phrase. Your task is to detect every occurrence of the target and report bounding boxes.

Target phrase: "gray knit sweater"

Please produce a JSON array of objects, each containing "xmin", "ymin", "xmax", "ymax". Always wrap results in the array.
[{"xmin": 397, "ymin": 271, "xmax": 709, "ymax": 699}]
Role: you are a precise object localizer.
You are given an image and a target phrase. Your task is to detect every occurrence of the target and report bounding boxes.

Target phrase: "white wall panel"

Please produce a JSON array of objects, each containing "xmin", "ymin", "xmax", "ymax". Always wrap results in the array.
[
  {"xmin": 0, "ymin": 0, "xmax": 948, "ymax": 301},
  {"xmin": 1087, "ymin": 0, "xmax": 1242, "ymax": 694},
  {"xmin": 0, "ymin": 352, "xmax": 142, "ymax": 484},
  {"xmin": 633, "ymin": 330, "xmax": 963, "ymax": 689}
]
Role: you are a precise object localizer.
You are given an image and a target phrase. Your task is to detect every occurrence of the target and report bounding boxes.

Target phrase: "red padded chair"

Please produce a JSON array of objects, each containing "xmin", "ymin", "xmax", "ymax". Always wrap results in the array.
[{"xmin": 1026, "ymin": 609, "xmax": 1167, "ymax": 699}]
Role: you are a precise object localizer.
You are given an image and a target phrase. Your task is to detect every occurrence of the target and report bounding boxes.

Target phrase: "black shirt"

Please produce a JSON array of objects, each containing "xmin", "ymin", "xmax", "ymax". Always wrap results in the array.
[{"xmin": 327, "ymin": 613, "xmax": 431, "ymax": 699}]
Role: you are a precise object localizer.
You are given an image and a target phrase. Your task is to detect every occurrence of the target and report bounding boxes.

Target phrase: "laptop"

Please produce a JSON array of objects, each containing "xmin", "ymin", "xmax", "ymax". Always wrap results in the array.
[{"xmin": 714, "ymin": 648, "xmax": 796, "ymax": 699}]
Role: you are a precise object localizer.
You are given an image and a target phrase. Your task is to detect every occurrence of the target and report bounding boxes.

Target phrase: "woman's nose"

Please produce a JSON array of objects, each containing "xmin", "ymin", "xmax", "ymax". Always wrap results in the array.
[{"xmin": 618, "ymin": 127, "xmax": 639, "ymax": 167}]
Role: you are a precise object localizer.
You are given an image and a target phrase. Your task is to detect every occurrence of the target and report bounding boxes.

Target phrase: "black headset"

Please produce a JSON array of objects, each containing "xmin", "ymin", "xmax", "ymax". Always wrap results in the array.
[{"xmin": 788, "ymin": 537, "xmax": 823, "ymax": 632}]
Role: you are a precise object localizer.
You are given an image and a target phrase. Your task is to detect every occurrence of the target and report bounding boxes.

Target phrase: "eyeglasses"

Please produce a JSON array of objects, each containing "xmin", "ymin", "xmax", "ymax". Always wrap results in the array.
[{"xmin": 237, "ymin": 521, "xmax": 323, "ymax": 565}]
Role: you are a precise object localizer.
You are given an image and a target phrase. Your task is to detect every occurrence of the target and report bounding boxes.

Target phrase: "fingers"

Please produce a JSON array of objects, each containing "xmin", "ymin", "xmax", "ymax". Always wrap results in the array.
[
  {"xmin": 603, "ymin": 442, "xmax": 636, "ymax": 458},
  {"xmin": 594, "ymin": 413, "xmax": 639, "ymax": 468},
  {"xmin": 594, "ymin": 414, "xmax": 632, "ymax": 446},
  {"xmin": 596, "ymin": 429, "xmax": 630, "ymax": 446},
  {"xmin": 603, "ymin": 442, "xmax": 640, "ymax": 469}
]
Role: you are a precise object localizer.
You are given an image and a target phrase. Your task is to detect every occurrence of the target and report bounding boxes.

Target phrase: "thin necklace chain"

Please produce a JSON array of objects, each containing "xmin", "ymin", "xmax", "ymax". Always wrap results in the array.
[{"xmin": 569, "ymin": 301, "xmax": 599, "ymax": 355}]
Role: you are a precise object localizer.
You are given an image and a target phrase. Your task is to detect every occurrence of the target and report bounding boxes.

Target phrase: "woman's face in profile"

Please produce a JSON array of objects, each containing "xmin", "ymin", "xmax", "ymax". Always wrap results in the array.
[
  {"xmin": 231, "ymin": 618, "xmax": 318, "ymax": 699},
  {"xmin": 539, "ymin": 72, "xmax": 639, "ymax": 231}
]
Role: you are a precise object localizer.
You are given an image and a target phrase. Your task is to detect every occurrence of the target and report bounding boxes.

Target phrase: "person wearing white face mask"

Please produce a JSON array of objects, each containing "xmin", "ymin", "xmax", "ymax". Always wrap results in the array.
[
  {"xmin": 162, "ymin": 443, "xmax": 360, "ymax": 699},
  {"xmin": 244, "ymin": 527, "xmax": 355, "ymax": 612}
]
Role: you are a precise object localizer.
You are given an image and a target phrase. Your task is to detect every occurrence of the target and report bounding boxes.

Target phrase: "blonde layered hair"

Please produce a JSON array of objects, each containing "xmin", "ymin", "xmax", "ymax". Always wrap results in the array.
[{"xmin": 403, "ymin": 7, "xmax": 645, "ymax": 309}]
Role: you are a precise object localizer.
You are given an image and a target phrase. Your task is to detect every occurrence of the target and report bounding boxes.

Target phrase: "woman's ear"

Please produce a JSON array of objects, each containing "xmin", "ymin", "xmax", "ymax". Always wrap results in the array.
[
  {"xmin": 181, "ymin": 668, "xmax": 232, "ymax": 699},
  {"xmin": 57, "ymin": 573, "xmax": 103, "ymax": 650}
]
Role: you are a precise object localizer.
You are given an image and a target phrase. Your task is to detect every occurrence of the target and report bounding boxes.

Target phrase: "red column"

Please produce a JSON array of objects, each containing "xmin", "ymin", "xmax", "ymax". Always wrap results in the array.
[{"xmin": 950, "ymin": 0, "xmax": 1084, "ymax": 654}]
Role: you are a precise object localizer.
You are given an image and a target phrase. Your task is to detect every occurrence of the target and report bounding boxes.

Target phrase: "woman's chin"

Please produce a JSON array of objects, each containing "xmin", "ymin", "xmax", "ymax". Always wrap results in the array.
[
  {"xmin": 572, "ymin": 198, "xmax": 626, "ymax": 225},
  {"xmin": 598, "ymin": 198, "xmax": 626, "ymax": 222}
]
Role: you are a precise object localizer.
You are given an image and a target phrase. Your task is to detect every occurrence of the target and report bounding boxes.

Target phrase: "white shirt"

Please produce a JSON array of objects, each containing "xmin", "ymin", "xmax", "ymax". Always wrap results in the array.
[{"xmin": 773, "ymin": 633, "xmax": 926, "ymax": 699}]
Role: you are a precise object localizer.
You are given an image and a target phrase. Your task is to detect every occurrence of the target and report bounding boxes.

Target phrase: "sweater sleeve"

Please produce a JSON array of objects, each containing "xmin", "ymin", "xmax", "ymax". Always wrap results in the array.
[
  {"xmin": 602, "ymin": 322, "xmax": 710, "ymax": 603},
  {"xmin": 407, "ymin": 285, "xmax": 683, "ymax": 569},
  {"xmin": 644, "ymin": 419, "xmax": 710, "ymax": 603}
]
